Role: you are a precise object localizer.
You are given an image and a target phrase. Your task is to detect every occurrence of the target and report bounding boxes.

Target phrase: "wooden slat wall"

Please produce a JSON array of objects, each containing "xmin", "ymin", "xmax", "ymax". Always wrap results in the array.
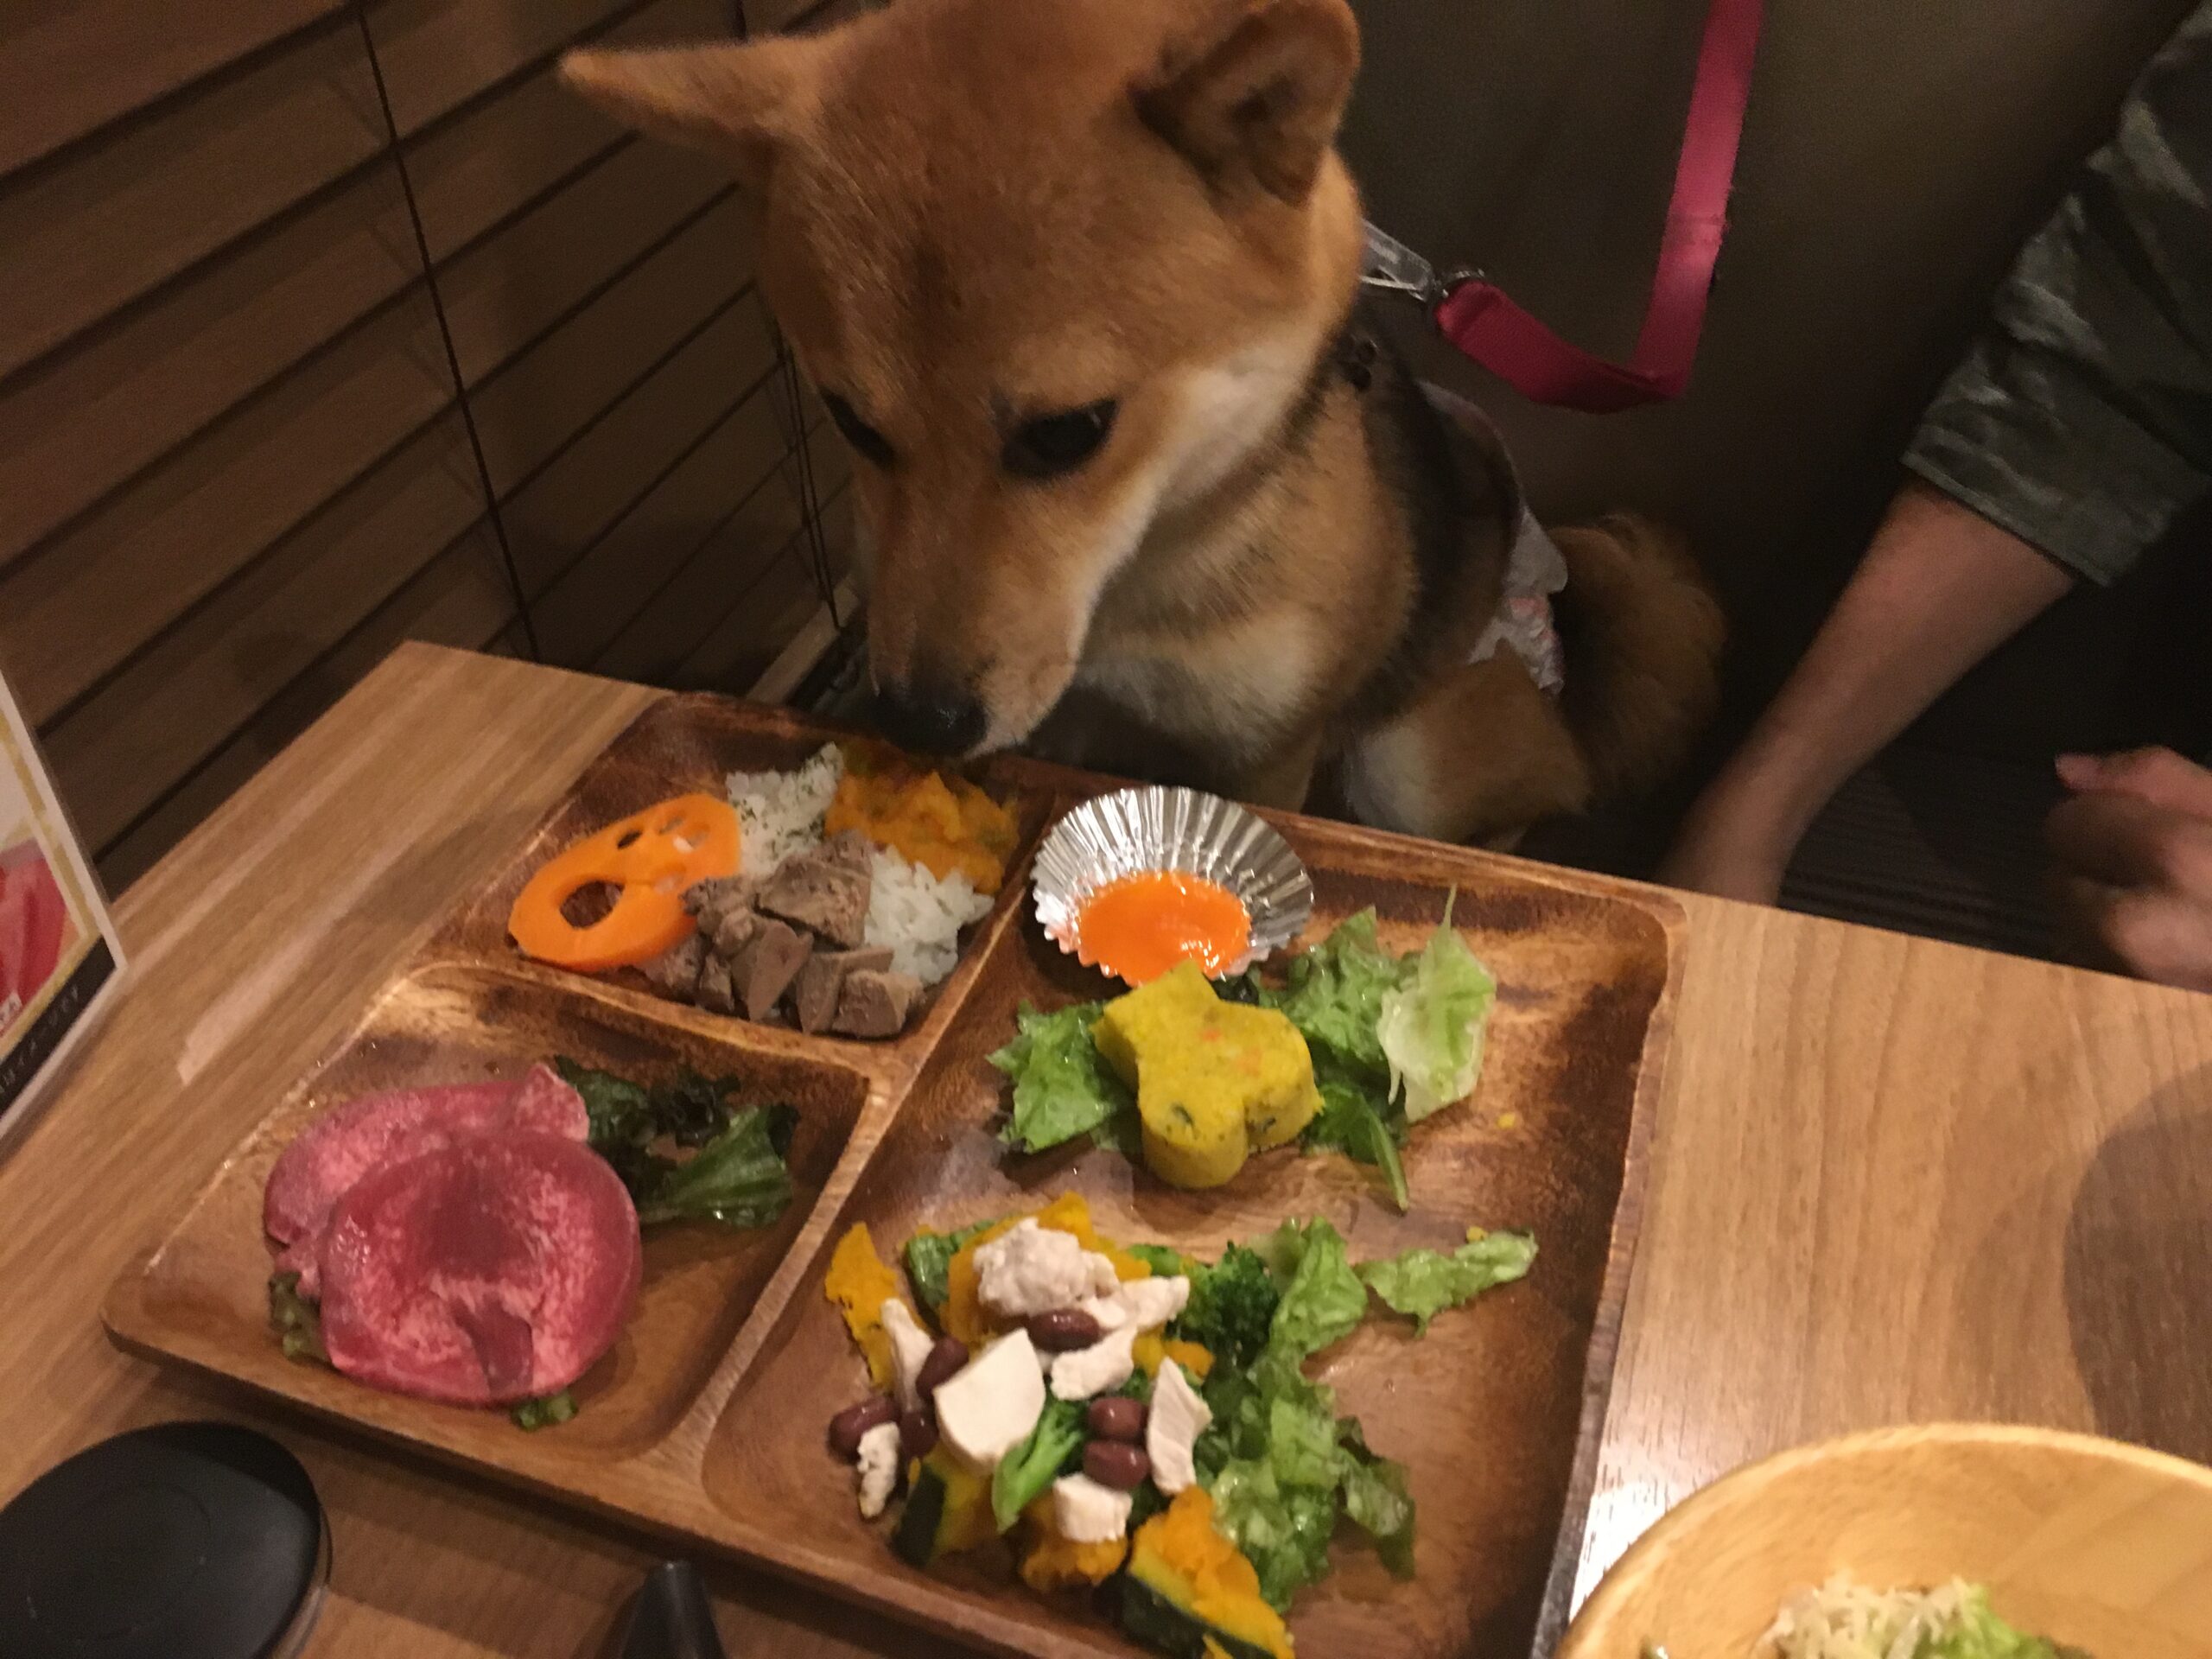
[{"xmin": 0, "ymin": 0, "xmax": 857, "ymax": 894}]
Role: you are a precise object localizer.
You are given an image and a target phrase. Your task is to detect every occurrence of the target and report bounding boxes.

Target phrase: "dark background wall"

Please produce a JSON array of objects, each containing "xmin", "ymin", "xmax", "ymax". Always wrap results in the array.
[
  {"xmin": 1336, "ymin": 0, "xmax": 2210, "ymax": 943},
  {"xmin": 1340, "ymin": 0, "xmax": 2202, "ymax": 743},
  {"xmin": 0, "ymin": 0, "xmax": 856, "ymax": 893}
]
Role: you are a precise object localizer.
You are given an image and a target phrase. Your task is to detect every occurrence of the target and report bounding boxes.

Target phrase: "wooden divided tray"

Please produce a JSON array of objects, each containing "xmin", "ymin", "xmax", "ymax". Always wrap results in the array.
[{"xmin": 105, "ymin": 694, "xmax": 1685, "ymax": 1659}]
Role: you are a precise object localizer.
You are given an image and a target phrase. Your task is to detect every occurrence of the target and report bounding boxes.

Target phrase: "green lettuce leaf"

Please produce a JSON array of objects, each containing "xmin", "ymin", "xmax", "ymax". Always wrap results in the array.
[
  {"xmin": 1267, "ymin": 1392, "xmax": 1346, "ymax": 1489},
  {"xmin": 1195, "ymin": 1354, "xmax": 1326, "ymax": 1472},
  {"xmin": 1194, "ymin": 1342, "xmax": 1420, "ymax": 1606},
  {"xmin": 1914, "ymin": 1585, "xmax": 2079, "ymax": 1659},
  {"xmin": 1269, "ymin": 911, "xmax": 1405, "ymax": 1081},
  {"xmin": 556, "ymin": 1058, "xmax": 792, "ymax": 1223},
  {"xmin": 904, "ymin": 1219, "xmax": 996, "ymax": 1315},
  {"xmin": 632, "ymin": 1104, "xmax": 797, "ymax": 1229},
  {"xmin": 268, "ymin": 1273, "xmax": 326, "ymax": 1365},
  {"xmin": 1090, "ymin": 1099, "xmax": 1146, "ymax": 1157},
  {"xmin": 1259, "ymin": 1220, "xmax": 1367, "ymax": 1360},
  {"xmin": 1301, "ymin": 1075, "xmax": 1410, "ymax": 1212},
  {"xmin": 1207, "ymin": 1459, "xmax": 1339, "ymax": 1611},
  {"xmin": 989, "ymin": 1001, "xmax": 1133, "ymax": 1154},
  {"xmin": 1338, "ymin": 1420, "xmax": 1416, "ymax": 1578},
  {"xmin": 1374, "ymin": 898, "xmax": 1496, "ymax": 1123},
  {"xmin": 992, "ymin": 1398, "xmax": 1087, "ymax": 1531},
  {"xmin": 511, "ymin": 1390, "xmax": 578, "ymax": 1431},
  {"xmin": 556, "ymin": 1058, "xmax": 652, "ymax": 1143},
  {"xmin": 1213, "ymin": 969, "xmax": 1271, "ymax": 1006},
  {"xmin": 1357, "ymin": 1230, "xmax": 1537, "ymax": 1333}
]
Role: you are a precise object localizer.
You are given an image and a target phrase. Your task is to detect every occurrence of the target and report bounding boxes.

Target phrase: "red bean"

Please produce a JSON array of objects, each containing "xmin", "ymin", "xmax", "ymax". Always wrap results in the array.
[
  {"xmin": 828, "ymin": 1395, "xmax": 895, "ymax": 1459},
  {"xmin": 899, "ymin": 1406, "xmax": 938, "ymax": 1460},
  {"xmin": 1026, "ymin": 1308, "xmax": 1104, "ymax": 1353},
  {"xmin": 915, "ymin": 1338, "xmax": 968, "ymax": 1402},
  {"xmin": 1086, "ymin": 1396, "xmax": 1147, "ymax": 1442},
  {"xmin": 1083, "ymin": 1441, "xmax": 1151, "ymax": 1491}
]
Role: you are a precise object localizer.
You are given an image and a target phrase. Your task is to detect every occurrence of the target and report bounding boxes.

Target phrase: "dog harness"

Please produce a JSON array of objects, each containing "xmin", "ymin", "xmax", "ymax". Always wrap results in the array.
[
  {"xmin": 1477, "ymin": 509, "xmax": 1568, "ymax": 696},
  {"xmin": 1416, "ymin": 383, "xmax": 1568, "ymax": 696}
]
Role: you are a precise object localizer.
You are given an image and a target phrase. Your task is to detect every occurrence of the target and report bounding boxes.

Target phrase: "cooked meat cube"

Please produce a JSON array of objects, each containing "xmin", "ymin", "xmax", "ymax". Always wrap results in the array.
[
  {"xmin": 696, "ymin": 954, "xmax": 737, "ymax": 1014},
  {"xmin": 734, "ymin": 918, "xmax": 812, "ymax": 1020},
  {"xmin": 636, "ymin": 933, "xmax": 708, "ymax": 999},
  {"xmin": 758, "ymin": 851, "xmax": 870, "ymax": 949},
  {"xmin": 792, "ymin": 945, "xmax": 895, "ymax": 1035},
  {"xmin": 833, "ymin": 969, "xmax": 924, "ymax": 1038},
  {"xmin": 822, "ymin": 829, "xmax": 874, "ymax": 874},
  {"xmin": 711, "ymin": 903, "xmax": 761, "ymax": 963},
  {"xmin": 684, "ymin": 874, "xmax": 754, "ymax": 931}
]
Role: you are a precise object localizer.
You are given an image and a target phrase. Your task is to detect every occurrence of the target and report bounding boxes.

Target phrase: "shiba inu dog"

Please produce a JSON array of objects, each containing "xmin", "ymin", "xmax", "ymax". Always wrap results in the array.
[{"xmin": 563, "ymin": 0, "xmax": 1723, "ymax": 844}]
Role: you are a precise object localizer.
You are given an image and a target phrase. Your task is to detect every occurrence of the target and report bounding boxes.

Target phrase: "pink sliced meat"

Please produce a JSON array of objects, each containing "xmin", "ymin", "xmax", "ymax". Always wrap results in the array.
[
  {"xmin": 317, "ymin": 1129, "xmax": 641, "ymax": 1405},
  {"xmin": 508, "ymin": 1062, "xmax": 591, "ymax": 1134},
  {"xmin": 264, "ymin": 1064, "xmax": 588, "ymax": 1294},
  {"xmin": 0, "ymin": 845, "xmax": 70, "ymax": 1022}
]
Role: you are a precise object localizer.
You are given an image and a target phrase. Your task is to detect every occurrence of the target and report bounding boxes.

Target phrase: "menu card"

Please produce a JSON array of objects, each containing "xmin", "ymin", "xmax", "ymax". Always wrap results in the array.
[{"xmin": 0, "ymin": 671, "xmax": 124, "ymax": 1143}]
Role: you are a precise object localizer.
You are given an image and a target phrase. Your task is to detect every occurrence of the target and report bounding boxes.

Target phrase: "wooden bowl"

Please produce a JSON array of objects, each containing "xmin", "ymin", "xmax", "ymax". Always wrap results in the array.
[{"xmin": 1559, "ymin": 1425, "xmax": 2212, "ymax": 1659}]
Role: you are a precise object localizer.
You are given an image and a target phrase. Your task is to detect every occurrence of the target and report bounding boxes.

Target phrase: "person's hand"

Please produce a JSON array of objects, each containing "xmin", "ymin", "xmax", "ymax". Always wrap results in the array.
[{"xmin": 2046, "ymin": 747, "xmax": 2212, "ymax": 993}]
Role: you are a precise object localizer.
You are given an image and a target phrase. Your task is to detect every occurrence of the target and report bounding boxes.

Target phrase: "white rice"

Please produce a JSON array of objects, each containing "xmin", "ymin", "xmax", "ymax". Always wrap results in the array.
[
  {"xmin": 726, "ymin": 743, "xmax": 844, "ymax": 874},
  {"xmin": 865, "ymin": 850, "xmax": 992, "ymax": 985},
  {"xmin": 723, "ymin": 742, "xmax": 990, "ymax": 989}
]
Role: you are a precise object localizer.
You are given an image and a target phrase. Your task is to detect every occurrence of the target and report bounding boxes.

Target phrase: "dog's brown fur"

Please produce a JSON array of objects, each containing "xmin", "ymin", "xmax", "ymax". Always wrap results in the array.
[{"xmin": 562, "ymin": 0, "xmax": 1723, "ymax": 844}]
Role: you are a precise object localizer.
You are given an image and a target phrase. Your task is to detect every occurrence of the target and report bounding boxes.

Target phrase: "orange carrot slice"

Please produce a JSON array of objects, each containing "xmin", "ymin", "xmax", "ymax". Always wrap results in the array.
[{"xmin": 508, "ymin": 792, "xmax": 739, "ymax": 971}]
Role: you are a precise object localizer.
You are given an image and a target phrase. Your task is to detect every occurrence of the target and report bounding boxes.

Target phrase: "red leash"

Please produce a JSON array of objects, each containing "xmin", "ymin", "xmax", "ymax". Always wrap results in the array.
[{"xmin": 1379, "ymin": 0, "xmax": 1765, "ymax": 414}]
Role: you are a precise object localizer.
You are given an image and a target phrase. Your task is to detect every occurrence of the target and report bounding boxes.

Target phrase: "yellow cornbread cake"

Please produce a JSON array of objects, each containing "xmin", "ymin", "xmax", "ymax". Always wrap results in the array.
[{"xmin": 1091, "ymin": 962, "xmax": 1324, "ymax": 1189}]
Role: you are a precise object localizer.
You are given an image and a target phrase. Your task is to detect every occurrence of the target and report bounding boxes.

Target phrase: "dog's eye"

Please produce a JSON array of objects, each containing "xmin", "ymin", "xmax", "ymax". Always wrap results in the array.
[
  {"xmin": 823, "ymin": 391, "xmax": 895, "ymax": 467},
  {"xmin": 1003, "ymin": 401, "xmax": 1118, "ymax": 480}
]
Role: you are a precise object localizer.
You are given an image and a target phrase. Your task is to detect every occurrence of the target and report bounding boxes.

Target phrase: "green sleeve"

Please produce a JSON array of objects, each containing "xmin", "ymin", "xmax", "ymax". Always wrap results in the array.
[{"xmin": 1904, "ymin": 2, "xmax": 2212, "ymax": 586}]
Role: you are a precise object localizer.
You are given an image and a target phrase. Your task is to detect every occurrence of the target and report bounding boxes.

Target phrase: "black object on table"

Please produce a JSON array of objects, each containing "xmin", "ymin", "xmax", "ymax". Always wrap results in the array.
[
  {"xmin": 617, "ymin": 1561, "xmax": 728, "ymax": 1659},
  {"xmin": 0, "ymin": 1421, "xmax": 327, "ymax": 1658}
]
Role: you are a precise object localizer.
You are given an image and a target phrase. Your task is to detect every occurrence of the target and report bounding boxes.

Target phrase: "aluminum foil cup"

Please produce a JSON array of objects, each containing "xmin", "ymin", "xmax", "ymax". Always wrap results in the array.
[{"xmin": 1032, "ymin": 786, "xmax": 1313, "ymax": 982}]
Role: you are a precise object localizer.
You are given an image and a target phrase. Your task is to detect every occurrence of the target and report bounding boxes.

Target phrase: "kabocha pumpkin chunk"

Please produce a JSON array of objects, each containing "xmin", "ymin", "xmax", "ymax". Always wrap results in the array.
[
  {"xmin": 1122, "ymin": 1488, "xmax": 1294, "ymax": 1659},
  {"xmin": 1134, "ymin": 1332, "xmax": 1215, "ymax": 1382},
  {"xmin": 1092, "ymin": 963, "xmax": 1324, "ymax": 1190},
  {"xmin": 1018, "ymin": 1495, "xmax": 1129, "ymax": 1591},
  {"xmin": 893, "ymin": 1449, "xmax": 998, "ymax": 1567},
  {"xmin": 825, "ymin": 1224, "xmax": 903, "ymax": 1389}
]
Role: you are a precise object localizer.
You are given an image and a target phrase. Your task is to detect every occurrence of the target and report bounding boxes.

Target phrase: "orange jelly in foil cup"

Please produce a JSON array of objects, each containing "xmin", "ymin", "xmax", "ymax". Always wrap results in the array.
[{"xmin": 1071, "ymin": 870, "xmax": 1251, "ymax": 985}]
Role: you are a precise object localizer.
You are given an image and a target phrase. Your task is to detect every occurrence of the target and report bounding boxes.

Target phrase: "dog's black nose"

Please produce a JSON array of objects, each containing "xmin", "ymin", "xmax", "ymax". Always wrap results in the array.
[{"xmin": 874, "ymin": 682, "xmax": 987, "ymax": 756}]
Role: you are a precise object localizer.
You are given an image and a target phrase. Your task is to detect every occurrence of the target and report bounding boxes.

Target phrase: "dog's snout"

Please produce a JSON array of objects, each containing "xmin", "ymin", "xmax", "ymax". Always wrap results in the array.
[{"xmin": 874, "ymin": 680, "xmax": 988, "ymax": 756}]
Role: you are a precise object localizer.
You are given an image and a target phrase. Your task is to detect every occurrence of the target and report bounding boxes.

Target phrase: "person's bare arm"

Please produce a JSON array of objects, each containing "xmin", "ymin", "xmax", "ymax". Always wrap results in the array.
[
  {"xmin": 1665, "ymin": 10, "xmax": 2212, "ymax": 906},
  {"xmin": 1661, "ymin": 482, "xmax": 2075, "ymax": 902}
]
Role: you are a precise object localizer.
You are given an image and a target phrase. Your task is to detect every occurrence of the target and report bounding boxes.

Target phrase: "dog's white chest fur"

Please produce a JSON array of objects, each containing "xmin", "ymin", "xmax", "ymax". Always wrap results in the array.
[{"xmin": 1076, "ymin": 607, "xmax": 1325, "ymax": 766}]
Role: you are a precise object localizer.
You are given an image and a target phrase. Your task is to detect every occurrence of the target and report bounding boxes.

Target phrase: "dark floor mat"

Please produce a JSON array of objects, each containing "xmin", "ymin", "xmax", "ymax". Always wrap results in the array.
[{"xmin": 1780, "ymin": 745, "xmax": 2066, "ymax": 963}]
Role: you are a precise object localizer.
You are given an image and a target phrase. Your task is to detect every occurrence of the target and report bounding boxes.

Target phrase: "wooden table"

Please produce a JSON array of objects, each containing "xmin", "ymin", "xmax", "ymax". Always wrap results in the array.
[{"xmin": 6, "ymin": 643, "xmax": 2210, "ymax": 1657}]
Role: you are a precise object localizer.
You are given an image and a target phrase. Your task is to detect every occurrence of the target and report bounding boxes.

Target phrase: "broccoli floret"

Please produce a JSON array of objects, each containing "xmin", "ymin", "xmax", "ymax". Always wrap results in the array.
[{"xmin": 1174, "ymin": 1243, "xmax": 1281, "ymax": 1370}]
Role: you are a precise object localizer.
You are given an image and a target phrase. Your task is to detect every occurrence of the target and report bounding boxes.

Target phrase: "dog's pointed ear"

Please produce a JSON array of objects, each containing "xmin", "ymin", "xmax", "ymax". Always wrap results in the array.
[
  {"xmin": 1135, "ymin": 0, "xmax": 1359, "ymax": 206},
  {"xmin": 560, "ymin": 41, "xmax": 819, "ymax": 194}
]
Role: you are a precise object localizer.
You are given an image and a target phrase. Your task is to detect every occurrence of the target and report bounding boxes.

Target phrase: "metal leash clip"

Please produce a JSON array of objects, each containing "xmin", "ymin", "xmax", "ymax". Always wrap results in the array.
[
  {"xmin": 1360, "ymin": 219, "xmax": 1445, "ymax": 306},
  {"xmin": 1361, "ymin": 220, "xmax": 1484, "ymax": 318}
]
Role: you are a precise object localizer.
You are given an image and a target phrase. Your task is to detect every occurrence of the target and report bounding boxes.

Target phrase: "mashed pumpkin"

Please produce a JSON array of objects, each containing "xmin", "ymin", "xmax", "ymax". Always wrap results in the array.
[{"xmin": 823, "ymin": 740, "xmax": 1019, "ymax": 894}]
